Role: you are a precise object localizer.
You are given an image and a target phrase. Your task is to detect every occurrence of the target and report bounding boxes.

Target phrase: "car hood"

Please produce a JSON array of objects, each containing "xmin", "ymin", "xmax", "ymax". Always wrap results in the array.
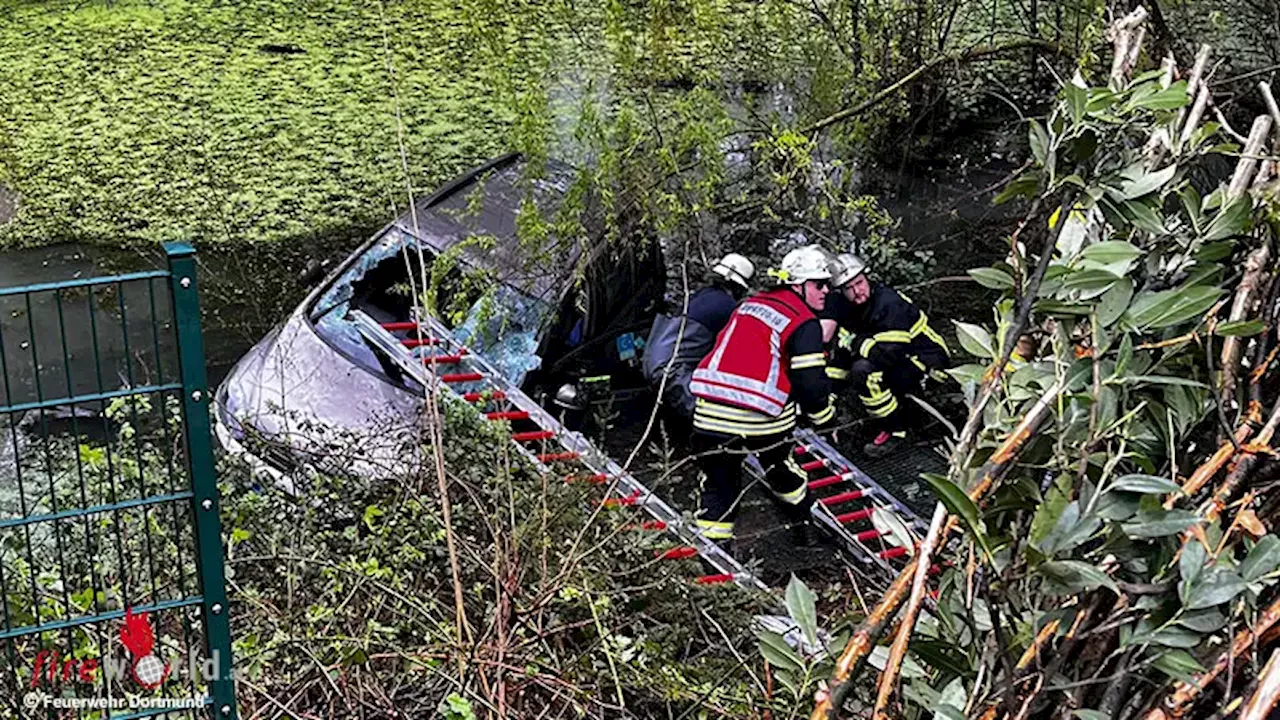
[{"xmin": 217, "ymin": 308, "xmax": 425, "ymax": 480}]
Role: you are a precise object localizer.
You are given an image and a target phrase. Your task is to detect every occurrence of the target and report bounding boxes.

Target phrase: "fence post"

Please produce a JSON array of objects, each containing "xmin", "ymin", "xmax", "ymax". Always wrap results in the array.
[{"xmin": 165, "ymin": 242, "xmax": 239, "ymax": 720}]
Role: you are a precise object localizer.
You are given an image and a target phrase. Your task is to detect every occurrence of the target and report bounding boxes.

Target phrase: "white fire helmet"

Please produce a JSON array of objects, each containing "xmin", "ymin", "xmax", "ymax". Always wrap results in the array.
[
  {"xmin": 830, "ymin": 252, "xmax": 867, "ymax": 288},
  {"xmin": 776, "ymin": 244, "xmax": 834, "ymax": 285},
  {"xmin": 711, "ymin": 253, "xmax": 755, "ymax": 290}
]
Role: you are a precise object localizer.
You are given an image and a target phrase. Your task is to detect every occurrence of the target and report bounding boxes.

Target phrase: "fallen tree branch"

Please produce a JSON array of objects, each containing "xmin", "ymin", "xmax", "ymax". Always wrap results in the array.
[
  {"xmin": 802, "ymin": 39, "xmax": 1066, "ymax": 135},
  {"xmin": 1240, "ymin": 649, "xmax": 1280, "ymax": 720},
  {"xmin": 813, "ymin": 379, "xmax": 1064, "ymax": 719}
]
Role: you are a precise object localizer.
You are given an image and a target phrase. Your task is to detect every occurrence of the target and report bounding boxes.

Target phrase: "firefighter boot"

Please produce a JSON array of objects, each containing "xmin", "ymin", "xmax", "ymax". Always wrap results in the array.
[{"xmin": 863, "ymin": 429, "xmax": 907, "ymax": 459}]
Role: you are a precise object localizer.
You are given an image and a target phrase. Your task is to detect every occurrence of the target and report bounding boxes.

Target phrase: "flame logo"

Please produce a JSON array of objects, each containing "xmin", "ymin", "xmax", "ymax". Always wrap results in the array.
[{"xmin": 119, "ymin": 608, "xmax": 169, "ymax": 690}]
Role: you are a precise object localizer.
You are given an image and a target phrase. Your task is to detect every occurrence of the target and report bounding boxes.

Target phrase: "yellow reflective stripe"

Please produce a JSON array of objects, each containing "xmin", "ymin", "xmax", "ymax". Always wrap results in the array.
[
  {"xmin": 826, "ymin": 366, "xmax": 850, "ymax": 380},
  {"xmin": 867, "ymin": 396, "xmax": 899, "ymax": 418},
  {"xmin": 773, "ymin": 483, "xmax": 807, "ymax": 506},
  {"xmin": 696, "ymin": 519, "xmax": 734, "ymax": 539},
  {"xmin": 808, "ymin": 403, "xmax": 835, "ymax": 425},
  {"xmin": 791, "ymin": 353, "xmax": 826, "ymax": 370},
  {"xmin": 859, "ymin": 338, "xmax": 876, "ymax": 357},
  {"xmin": 911, "ymin": 356, "xmax": 928, "ymax": 372},
  {"xmin": 922, "ymin": 326, "xmax": 949, "ymax": 354},
  {"xmin": 866, "ymin": 371, "xmax": 885, "ymax": 395},
  {"xmin": 872, "ymin": 330, "xmax": 912, "ymax": 343},
  {"xmin": 784, "ymin": 455, "xmax": 809, "ymax": 480},
  {"xmin": 913, "ymin": 312, "xmax": 950, "ymax": 355},
  {"xmin": 837, "ymin": 328, "xmax": 856, "ymax": 350},
  {"xmin": 693, "ymin": 414, "xmax": 797, "ymax": 436},
  {"xmin": 860, "ymin": 390, "xmax": 893, "ymax": 407}
]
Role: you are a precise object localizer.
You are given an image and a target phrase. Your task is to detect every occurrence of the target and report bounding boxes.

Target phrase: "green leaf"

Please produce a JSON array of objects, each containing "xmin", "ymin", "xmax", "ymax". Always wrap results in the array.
[
  {"xmin": 1150, "ymin": 626, "xmax": 1204, "ymax": 648},
  {"xmin": 1120, "ymin": 375, "xmax": 1209, "ymax": 389},
  {"xmin": 1029, "ymin": 119, "xmax": 1050, "ymax": 167},
  {"xmin": 1064, "ymin": 82, "xmax": 1088, "ymax": 125},
  {"xmin": 953, "ymin": 321, "xmax": 995, "ymax": 359},
  {"xmin": 1122, "ymin": 509, "xmax": 1200, "ymax": 538},
  {"xmin": 1081, "ymin": 240, "xmax": 1142, "ymax": 266},
  {"xmin": 785, "ymin": 575, "xmax": 818, "ymax": 648},
  {"xmin": 945, "ymin": 363, "xmax": 985, "ymax": 385},
  {"xmin": 1241, "ymin": 536, "xmax": 1280, "ymax": 582},
  {"xmin": 1112, "ymin": 474, "xmax": 1181, "ymax": 494},
  {"xmin": 758, "ymin": 631, "xmax": 803, "ymax": 672},
  {"xmin": 1130, "ymin": 80, "xmax": 1190, "ymax": 110},
  {"xmin": 1097, "ymin": 278, "xmax": 1134, "ymax": 328},
  {"xmin": 1179, "ymin": 538, "xmax": 1207, "ymax": 589},
  {"xmin": 1203, "ymin": 197, "xmax": 1253, "ymax": 242},
  {"xmin": 921, "ymin": 472, "xmax": 990, "ymax": 556},
  {"xmin": 994, "ymin": 173, "xmax": 1039, "ymax": 205},
  {"xmin": 1186, "ymin": 570, "xmax": 1246, "ymax": 610},
  {"xmin": 969, "ymin": 267, "xmax": 1016, "ymax": 290},
  {"xmin": 1178, "ymin": 608, "xmax": 1226, "ymax": 633},
  {"xmin": 1041, "ymin": 501, "xmax": 1101, "ymax": 557},
  {"xmin": 1115, "ymin": 165, "xmax": 1178, "ymax": 200},
  {"xmin": 1122, "ymin": 200, "xmax": 1167, "ymax": 234},
  {"xmin": 1038, "ymin": 560, "xmax": 1118, "ymax": 595},
  {"xmin": 1116, "ymin": 333, "xmax": 1134, "ymax": 375},
  {"xmin": 1153, "ymin": 649, "xmax": 1207, "ymax": 683},
  {"xmin": 1179, "ymin": 185, "xmax": 1203, "ymax": 232},
  {"xmin": 933, "ymin": 677, "xmax": 967, "ymax": 720},
  {"xmin": 1216, "ymin": 319, "xmax": 1267, "ymax": 337},
  {"xmin": 1125, "ymin": 286, "xmax": 1226, "ymax": 329},
  {"xmin": 1063, "ymin": 268, "xmax": 1122, "ymax": 299}
]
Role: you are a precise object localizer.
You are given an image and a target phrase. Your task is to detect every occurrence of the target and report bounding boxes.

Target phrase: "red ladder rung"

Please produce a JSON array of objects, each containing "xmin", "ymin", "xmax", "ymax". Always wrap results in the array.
[
  {"xmin": 641, "ymin": 520, "xmax": 666, "ymax": 530},
  {"xmin": 486, "ymin": 410, "xmax": 530, "ymax": 421},
  {"xmin": 878, "ymin": 547, "xmax": 909, "ymax": 560},
  {"xmin": 835, "ymin": 507, "xmax": 874, "ymax": 524},
  {"xmin": 421, "ymin": 353, "xmax": 466, "ymax": 364},
  {"xmin": 512, "ymin": 430, "xmax": 555, "ymax": 442},
  {"xmin": 852, "ymin": 528, "xmax": 884, "ymax": 542},
  {"xmin": 695, "ymin": 573, "xmax": 736, "ymax": 584},
  {"xmin": 656, "ymin": 546, "xmax": 699, "ymax": 560},
  {"xmin": 819, "ymin": 489, "xmax": 865, "ymax": 506},
  {"xmin": 381, "ymin": 321, "xmax": 418, "ymax": 331},
  {"xmin": 402, "ymin": 337, "xmax": 441, "ymax": 348},
  {"xmin": 601, "ymin": 490, "xmax": 641, "ymax": 507},
  {"xmin": 928, "ymin": 564, "xmax": 943, "ymax": 576},
  {"xmin": 800, "ymin": 459, "xmax": 827, "ymax": 472},
  {"xmin": 565, "ymin": 472, "xmax": 609, "ymax": 485},
  {"xmin": 809, "ymin": 474, "xmax": 849, "ymax": 490},
  {"xmin": 441, "ymin": 372, "xmax": 484, "ymax": 383},
  {"xmin": 793, "ymin": 445, "xmax": 810, "ymax": 456},
  {"xmin": 539, "ymin": 451, "xmax": 580, "ymax": 463},
  {"xmin": 463, "ymin": 390, "xmax": 506, "ymax": 402}
]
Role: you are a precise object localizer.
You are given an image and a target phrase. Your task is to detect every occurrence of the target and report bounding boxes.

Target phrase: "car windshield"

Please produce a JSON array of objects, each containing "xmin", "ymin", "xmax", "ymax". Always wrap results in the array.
[{"xmin": 309, "ymin": 226, "xmax": 556, "ymax": 387}]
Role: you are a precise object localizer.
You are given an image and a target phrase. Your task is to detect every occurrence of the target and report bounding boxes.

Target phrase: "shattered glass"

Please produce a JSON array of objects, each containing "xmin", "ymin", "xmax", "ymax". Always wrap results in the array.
[{"xmin": 446, "ymin": 284, "xmax": 553, "ymax": 386}]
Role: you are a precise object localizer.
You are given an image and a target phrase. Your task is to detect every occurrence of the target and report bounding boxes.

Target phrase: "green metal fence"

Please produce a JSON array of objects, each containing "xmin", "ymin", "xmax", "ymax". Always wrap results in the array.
[{"xmin": 0, "ymin": 243, "xmax": 237, "ymax": 719}]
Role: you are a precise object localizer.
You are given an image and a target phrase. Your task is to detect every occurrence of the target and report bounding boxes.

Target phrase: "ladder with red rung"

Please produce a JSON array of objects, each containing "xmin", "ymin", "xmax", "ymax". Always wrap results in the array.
[
  {"xmin": 746, "ymin": 429, "xmax": 939, "ymax": 578},
  {"xmin": 351, "ymin": 310, "xmax": 769, "ymax": 592}
]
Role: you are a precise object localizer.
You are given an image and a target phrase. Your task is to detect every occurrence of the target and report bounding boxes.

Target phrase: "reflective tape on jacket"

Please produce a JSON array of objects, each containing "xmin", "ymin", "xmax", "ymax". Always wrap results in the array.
[{"xmin": 691, "ymin": 287, "xmax": 815, "ymax": 418}]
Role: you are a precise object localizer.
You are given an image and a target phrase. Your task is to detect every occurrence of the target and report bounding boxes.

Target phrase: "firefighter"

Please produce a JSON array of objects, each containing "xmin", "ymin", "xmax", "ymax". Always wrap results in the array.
[
  {"xmin": 821, "ymin": 252, "xmax": 950, "ymax": 458},
  {"xmin": 642, "ymin": 253, "xmax": 756, "ymax": 435},
  {"xmin": 688, "ymin": 244, "xmax": 837, "ymax": 548}
]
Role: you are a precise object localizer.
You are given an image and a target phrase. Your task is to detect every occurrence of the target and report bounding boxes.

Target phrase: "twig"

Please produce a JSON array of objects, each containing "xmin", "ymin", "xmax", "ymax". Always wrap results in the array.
[{"xmin": 802, "ymin": 39, "xmax": 1066, "ymax": 135}]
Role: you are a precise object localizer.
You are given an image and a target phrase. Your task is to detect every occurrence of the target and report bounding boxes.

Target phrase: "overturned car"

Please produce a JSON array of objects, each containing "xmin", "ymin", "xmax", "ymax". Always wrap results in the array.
[{"xmin": 214, "ymin": 154, "xmax": 665, "ymax": 486}]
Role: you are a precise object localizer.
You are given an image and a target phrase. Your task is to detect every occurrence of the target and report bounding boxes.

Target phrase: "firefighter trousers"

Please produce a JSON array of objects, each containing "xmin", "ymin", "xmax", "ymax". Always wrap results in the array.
[
  {"xmin": 848, "ymin": 353, "xmax": 947, "ymax": 432},
  {"xmin": 691, "ymin": 429, "xmax": 813, "ymax": 540}
]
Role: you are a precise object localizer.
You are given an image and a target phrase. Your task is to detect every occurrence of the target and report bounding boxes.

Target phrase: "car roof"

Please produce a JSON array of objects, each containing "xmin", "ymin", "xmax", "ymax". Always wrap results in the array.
[{"xmin": 392, "ymin": 155, "xmax": 588, "ymax": 305}]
